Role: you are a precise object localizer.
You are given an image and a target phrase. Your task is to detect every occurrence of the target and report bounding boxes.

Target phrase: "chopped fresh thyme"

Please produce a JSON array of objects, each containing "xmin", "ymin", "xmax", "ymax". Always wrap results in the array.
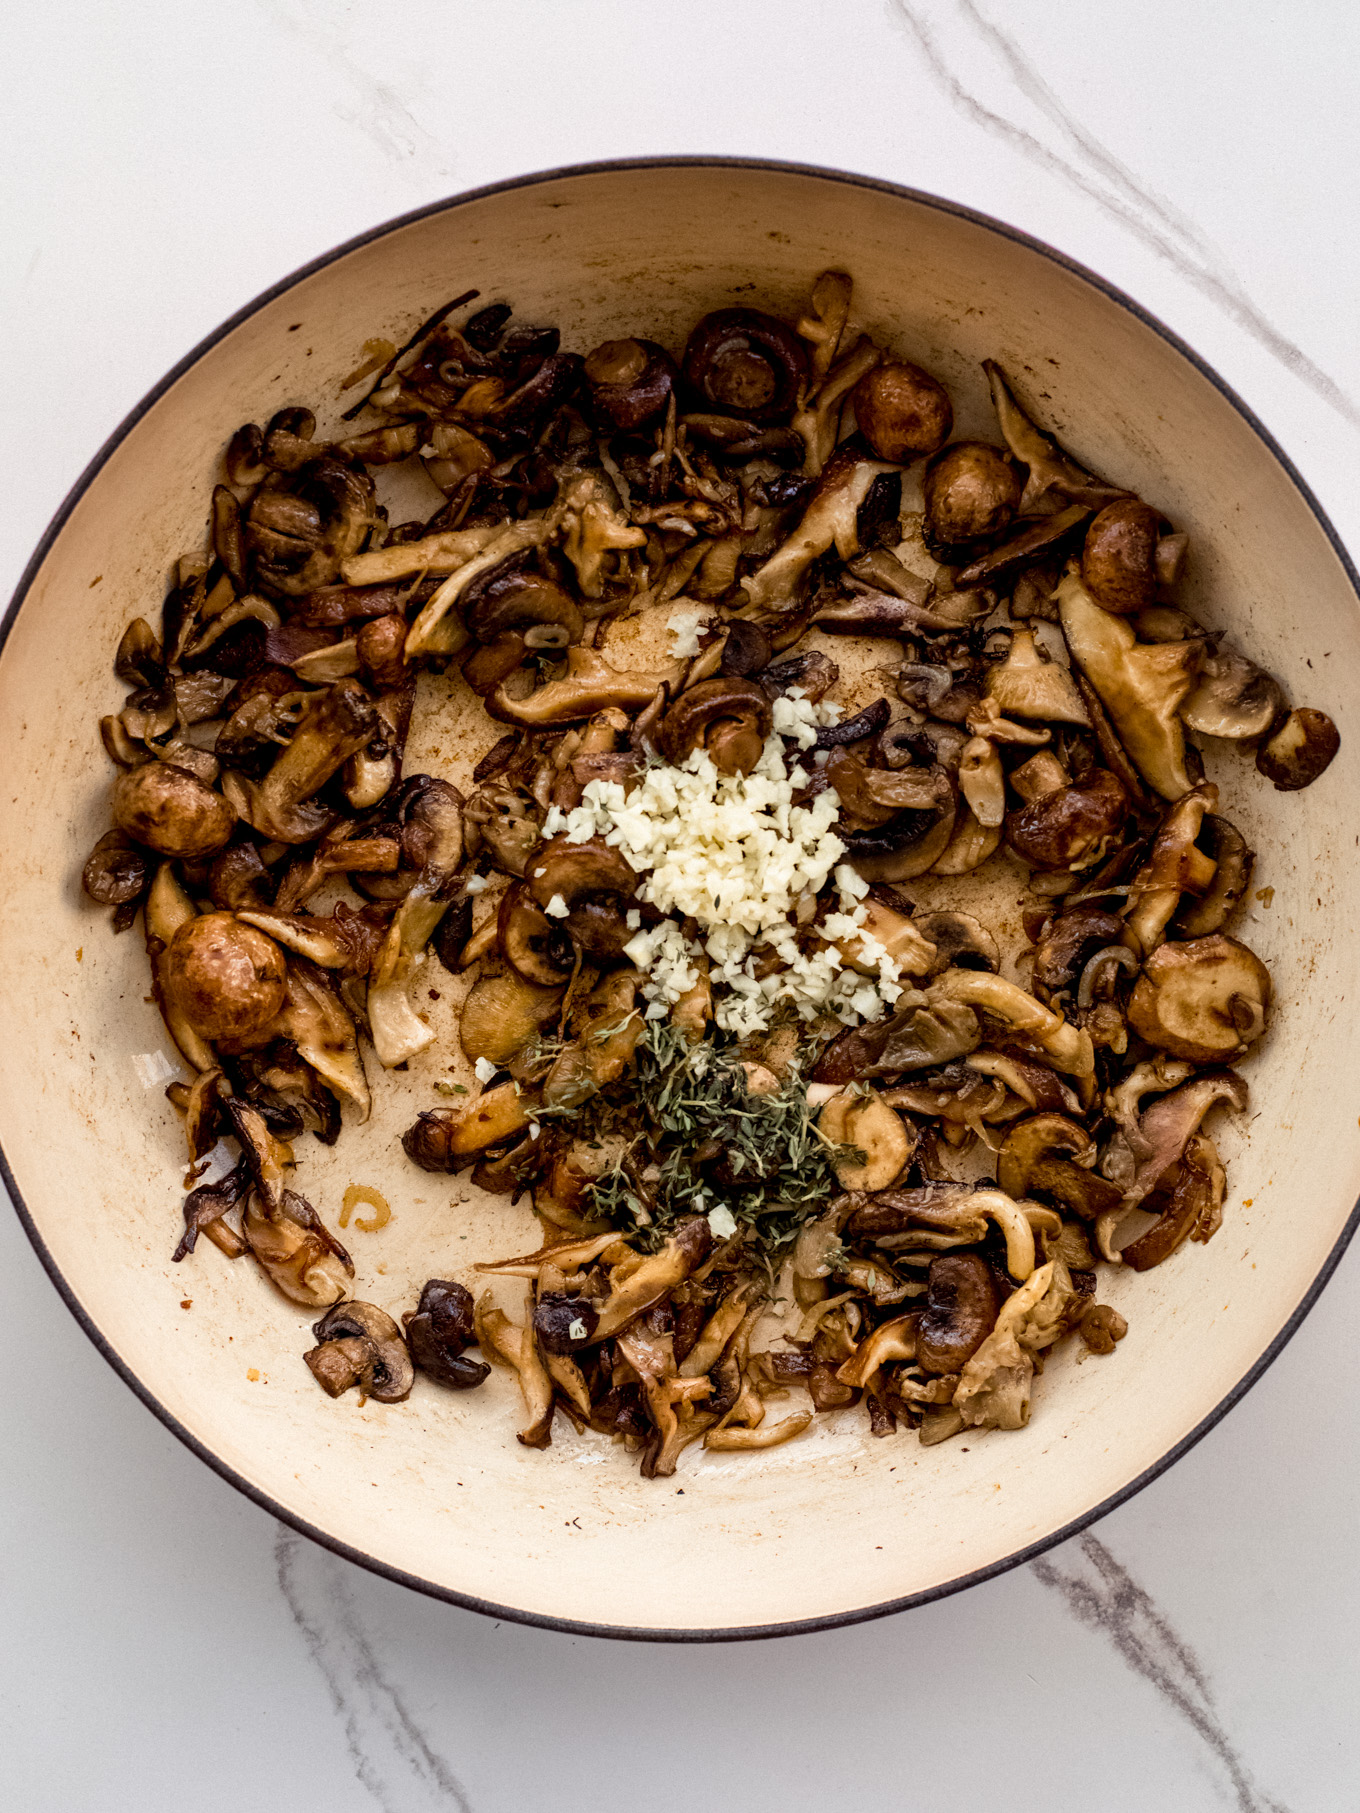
[{"xmin": 541, "ymin": 1019, "xmax": 846, "ymax": 1253}]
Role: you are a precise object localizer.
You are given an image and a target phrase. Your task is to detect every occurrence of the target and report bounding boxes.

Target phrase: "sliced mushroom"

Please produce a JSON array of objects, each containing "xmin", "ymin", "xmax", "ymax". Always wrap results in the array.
[
  {"xmin": 922, "ymin": 442, "xmax": 1020, "ymax": 551},
  {"xmin": 402, "ymin": 1280, "xmax": 491, "ymax": 1390},
  {"xmin": 851, "ymin": 359, "xmax": 953, "ymax": 461},
  {"xmin": 241, "ymin": 1182, "xmax": 352, "ymax": 1308},
  {"xmin": 498, "ymin": 882, "xmax": 575, "ymax": 985},
  {"xmin": 659, "ymin": 674, "xmax": 773, "ymax": 776},
  {"xmin": 914, "ymin": 911, "xmax": 999, "ymax": 975},
  {"xmin": 1108, "ymin": 1068, "xmax": 1249, "ymax": 1211},
  {"xmin": 1006, "ymin": 770, "xmax": 1129, "ymax": 872},
  {"xmin": 246, "ymin": 456, "xmax": 376, "ymax": 596},
  {"xmin": 825, "ymin": 890, "xmax": 938, "ymax": 978},
  {"xmin": 82, "ymin": 829, "xmax": 152, "ymax": 908},
  {"xmin": 957, "ymin": 737, "xmax": 1006, "ymax": 827},
  {"xmin": 997, "ymin": 1113, "xmax": 1122, "ymax": 1220},
  {"xmin": 915, "ymin": 1253, "xmax": 1000, "ymax": 1374},
  {"xmin": 592, "ymin": 1218, "xmax": 712, "ymax": 1340},
  {"xmin": 462, "ymin": 558, "xmax": 584, "ymax": 653},
  {"xmin": 1256, "ymin": 707, "xmax": 1340, "ymax": 791},
  {"xmin": 1173, "ymin": 815, "xmax": 1254, "ymax": 937},
  {"xmin": 305, "ymin": 1301, "xmax": 414, "ymax": 1403},
  {"xmin": 1125, "ymin": 783, "xmax": 1218, "ymax": 955},
  {"xmin": 464, "ymin": 784, "xmax": 542, "ymax": 877},
  {"xmin": 1058, "ymin": 569, "xmax": 1201, "ymax": 799},
  {"xmin": 1128, "ymin": 935, "xmax": 1271, "ymax": 1064},
  {"xmin": 1180, "ymin": 647, "xmax": 1283, "ymax": 741},
  {"xmin": 983, "ymin": 360, "xmax": 1127, "ymax": 512},
  {"xmin": 1031, "ymin": 906, "xmax": 1129, "ymax": 1005},
  {"xmin": 526, "ymin": 836, "xmax": 637, "ymax": 961},
  {"xmin": 819, "ymin": 1088, "xmax": 915, "ymax": 1190},
  {"xmin": 954, "ymin": 503, "xmax": 1091, "ymax": 590},
  {"xmin": 683, "ymin": 307, "xmax": 806, "ymax": 422}
]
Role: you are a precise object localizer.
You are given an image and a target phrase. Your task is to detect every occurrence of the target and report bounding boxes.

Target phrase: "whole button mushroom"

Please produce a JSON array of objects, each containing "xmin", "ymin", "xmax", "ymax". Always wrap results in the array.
[
  {"xmin": 1128, "ymin": 933, "xmax": 1272, "ymax": 1063},
  {"xmin": 682, "ymin": 307, "xmax": 807, "ymax": 423},
  {"xmin": 111, "ymin": 763, "xmax": 236, "ymax": 859},
  {"xmin": 161, "ymin": 912, "xmax": 288, "ymax": 1042},
  {"xmin": 1081, "ymin": 498, "xmax": 1165, "ymax": 614},
  {"xmin": 922, "ymin": 442, "xmax": 1021, "ymax": 550},
  {"xmin": 583, "ymin": 337, "xmax": 677, "ymax": 431},
  {"xmin": 851, "ymin": 359, "xmax": 953, "ymax": 462}
]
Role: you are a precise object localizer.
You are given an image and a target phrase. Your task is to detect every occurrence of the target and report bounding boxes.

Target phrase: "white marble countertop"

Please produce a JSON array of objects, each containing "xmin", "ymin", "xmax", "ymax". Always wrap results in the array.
[{"xmin": 4, "ymin": 4, "xmax": 1360, "ymax": 1807}]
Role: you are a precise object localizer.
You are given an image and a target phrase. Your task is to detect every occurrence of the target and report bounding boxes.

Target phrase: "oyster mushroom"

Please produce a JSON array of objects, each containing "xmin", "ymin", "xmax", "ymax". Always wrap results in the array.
[
  {"xmin": 1128, "ymin": 935, "xmax": 1271, "ymax": 1064},
  {"xmin": 402, "ymin": 1081, "xmax": 534, "ymax": 1167},
  {"xmin": 740, "ymin": 441, "xmax": 904, "ymax": 614},
  {"xmin": 913, "ymin": 911, "xmax": 998, "ymax": 975},
  {"xmin": 957, "ymin": 737, "xmax": 1006, "ymax": 827},
  {"xmin": 474, "ymin": 1290, "xmax": 556, "ymax": 1448},
  {"xmin": 851, "ymin": 359, "xmax": 953, "ymax": 461},
  {"xmin": 584, "ymin": 337, "xmax": 677, "ymax": 430},
  {"xmin": 985, "ymin": 628, "xmax": 1090, "ymax": 726},
  {"xmin": 659, "ymin": 675, "xmax": 773, "ymax": 776},
  {"xmin": 367, "ymin": 779, "xmax": 464, "ymax": 1067},
  {"xmin": 160, "ymin": 912, "xmax": 288, "ymax": 1043},
  {"xmin": 915, "ymin": 1253, "xmax": 1000, "ymax": 1374},
  {"xmin": 1256, "ymin": 707, "xmax": 1340, "ymax": 791},
  {"xmin": 111, "ymin": 763, "xmax": 235, "ymax": 859},
  {"xmin": 927, "ymin": 969, "xmax": 1094, "ymax": 1078},
  {"xmin": 832, "ymin": 758, "xmax": 958, "ymax": 881},
  {"xmin": 526, "ymin": 836, "xmax": 637, "ymax": 961},
  {"xmin": 402, "ymin": 1280, "xmax": 491, "ymax": 1390},
  {"xmin": 954, "ymin": 503, "xmax": 1091, "ymax": 590},
  {"xmin": 984, "ymin": 360, "xmax": 1128, "ymax": 513},
  {"xmin": 819, "ymin": 1087, "xmax": 915, "ymax": 1190},
  {"xmin": 683, "ymin": 307, "xmax": 806, "ymax": 422},
  {"xmin": 305, "ymin": 1301, "xmax": 414, "ymax": 1403},
  {"xmin": 243, "ymin": 1186, "xmax": 352, "ymax": 1307},
  {"xmin": 488, "ymin": 645, "xmax": 686, "ymax": 728},
  {"xmin": 922, "ymin": 442, "xmax": 1020, "ymax": 552},
  {"xmin": 1180, "ymin": 647, "xmax": 1283, "ymax": 741},
  {"xmin": 458, "ymin": 969, "xmax": 565, "ymax": 1066},
  {"xmin": 1106, "ymin": 1067, "xmax": 1249, "ymax": 1211},
  {"xmin": 405, "ymin": 519, "xmax": 554, "ymax": 659},
  {"xmin": 813, "ymin": 995, "xmax": 980, "ymax": 1083},
  {"xmin": 223, "ymin": 679, "xmax": 378, "ymax": 844},
  {"xmin": 1058, "ymin": 569, "xmax": 1202, "ymax": 799}
]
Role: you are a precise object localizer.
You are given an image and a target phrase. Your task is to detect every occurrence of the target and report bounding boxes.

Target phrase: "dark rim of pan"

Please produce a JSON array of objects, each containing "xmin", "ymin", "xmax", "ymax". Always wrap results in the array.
[{"xmin": 4, "ymin": 155, "xmax": 1357, "ymax": 1644}]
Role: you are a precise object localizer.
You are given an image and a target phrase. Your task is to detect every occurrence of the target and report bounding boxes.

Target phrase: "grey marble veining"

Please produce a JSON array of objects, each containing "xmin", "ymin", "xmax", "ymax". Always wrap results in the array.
[{"xmin": 4, "ymin": 4, "xmax": 1359, "ymax": 1808}]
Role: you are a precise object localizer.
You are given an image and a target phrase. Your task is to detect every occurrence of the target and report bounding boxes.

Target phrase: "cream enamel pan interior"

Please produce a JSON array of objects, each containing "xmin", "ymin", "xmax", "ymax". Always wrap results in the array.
[{"xmin": 5, "ymin": 160, "xmax": 1360, "ymax": 1640}]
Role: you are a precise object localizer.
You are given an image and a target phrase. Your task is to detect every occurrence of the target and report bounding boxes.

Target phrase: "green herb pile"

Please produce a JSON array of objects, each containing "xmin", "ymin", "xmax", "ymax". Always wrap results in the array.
[{"xmin": 543, "ymin": 1020, "xmax": 844, "ymax": 1254}]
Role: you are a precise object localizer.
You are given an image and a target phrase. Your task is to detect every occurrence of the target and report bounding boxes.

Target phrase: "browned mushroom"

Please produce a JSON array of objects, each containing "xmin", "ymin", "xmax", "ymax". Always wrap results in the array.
[
  {"xmin": 584, "ymin": 337, "xmax": 677, "ymax": 430},
  {"xmin": 997, "ymin": 1113, "xmax": 1123, "ymax": 1219},
  {"xmin": 223, "ymin": 680, "xmax": 377, "ymax": 844},
  {"xmin": 922, "ymin": 442, "xmax": 1020, "ymax": 551},
  {"xmin": 1128, "ymin": 935, "xmax": 1271, "ymax": 1064},
  {"xmin": 160, "ymin": 913, "xmax": 288, "ymax": 1043},
  {"xmin": 246, "ymin": 455, "xmax": 376, "ymax": 596},
  {"xmin": 1119, "ymin": 1130, "xmax": 1225, "ymax": 1270},
  {"xmin": 305, "ymin": 1300, "xmax": 414, "ymax": 1402},
  {"xmin": 1081, "ymin": 499, "xmax": 1168, "ymax": 615},
  {"xmin": 983, "ymin": 361, "xmax": 1128, "ymax": 513},
  {"xmin": 819, "ymin": 1088, "xmax": 915, "ymax": 1190},
  {"xmin": 1256, "ymin": 707, "xmax": 1340, "ymax": 790},
  {"xmin": 1173, "ymin": 816, "xmax": 1254, "ymax": 937},
  {"xmin": 740, "ymin": 442, "xmax": 904, "ymax": 613},
  {"xmin": 813, "ymin": 995, "xmax": 980, "ymax": 1083},
  {"xmin": 985, "ymin": 628, "xmax": 1090, "ymax": 725},
  {"xmin": 683, "ymin": 308, "xmax": 806, "ymax": 422},
  {"xmin": 526, "ymin": 836, "xmax": 637, "ymax": 960},
  {"xmin": 497, "ymin": 882, "xmax": 575, "ymax": 985},
  {"xmin": 1180, "ymin": 647, "xmax": 1283, "ymax": 741},
  {"xmin": 459, "ymin": 968, "xmax": 565, "ymax": 1066},
  {"xmin": 915, "ymin": 1253, "xmax": 1000, "ymax": 1374},
  {"xmin": 1006, "ymin": 770, "xmax": 1128, "ymax": 872},
  {"xmin": 111, "ymin": 763, "xmax": 235, "ymax": 859},
  {"xmin": 462, "ymin": 557, "xmax": 584, "ymax": 655},
  {"xmin": 1058, "ymin": 570, "xmax": 1202, "ymax": 799},
  {"xmin": 464, "ymin": 784, "xmax": 542, "ymax": 877},
  {"xmin": 488, "ymin": 646, "xmax": 685, "ymax": 728},
  {"xmin": 82, "ymin": 829, "xmax": 152, "ymax": 909},
  {"xmin": 659, "ymin": 675, "xmax": 773, "ymax": 776},
  {"xmin": 851, "ymin": 359, "xmax": 953, "ymax": 461},
  {"xmin": 402, "ymin": 1280, "xmax": 491, "ymax": 1389}
]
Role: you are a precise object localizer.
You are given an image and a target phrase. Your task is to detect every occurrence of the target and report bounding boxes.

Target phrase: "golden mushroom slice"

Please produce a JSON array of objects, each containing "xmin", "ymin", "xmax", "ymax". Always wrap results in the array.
[
  {"xmin": 1128, "ymin": 934, "xmax": 1272, "ymax": 1063},
  {"xmin": 818, "ymin": 1087, "xmax": 915, "ymax": 1190}
]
